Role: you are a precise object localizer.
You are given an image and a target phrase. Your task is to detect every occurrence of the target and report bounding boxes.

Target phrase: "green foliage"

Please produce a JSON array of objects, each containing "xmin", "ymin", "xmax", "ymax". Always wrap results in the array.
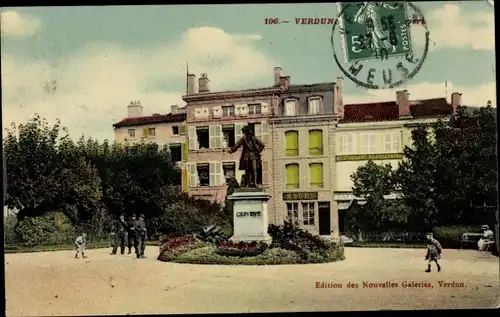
[
  {"xmin": 197, "ymin": 225, "xmax": 230, "ymax": 244},
  {"xmin": 432, "ymin": 226, "xmax": 481, "ymax": 248},
  {"xmin": 4, "ymin": 214, "xmax": 20, "ymax": 244},
  {"xmin": 15, "ymin": 212, "xmax": 76, "ymax": 247}
]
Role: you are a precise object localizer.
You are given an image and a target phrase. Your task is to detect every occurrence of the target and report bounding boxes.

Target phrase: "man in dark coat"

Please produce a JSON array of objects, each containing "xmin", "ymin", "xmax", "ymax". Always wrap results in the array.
[
  {"xmin": 111, "ymin": 214, "xmax": 128, "ymax": 255},
  {"xmin": 127, "ymin": 214, "xmax": 137, "ymax": 254},
  {"xmin": 228, "ymin": 125, "xmax": 265, "ymax": 188},
  {"xmin": 135, "ymin": 214, "xmax": 147, "ymax": 259},
  {"xmin": 425, "ymin": 233, "xmax": 442, "ymax": 272}
]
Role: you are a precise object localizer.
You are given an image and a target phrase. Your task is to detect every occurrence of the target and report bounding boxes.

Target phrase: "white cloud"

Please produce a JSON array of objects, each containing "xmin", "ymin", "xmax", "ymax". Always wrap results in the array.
[
  {"xmin": 344, "ymin": 81, "xmax": 497, "ymax": 108},
  {"xmin": 2, "ymin": 27, "xmax": 277, "ymax": 141},
  {"xmin": 0, "ymin": 10, "xmax": 42, "ymax": 37},
  {"xmin": 413, "ymin": 4, "xmax": 495, "ymax": 51}
]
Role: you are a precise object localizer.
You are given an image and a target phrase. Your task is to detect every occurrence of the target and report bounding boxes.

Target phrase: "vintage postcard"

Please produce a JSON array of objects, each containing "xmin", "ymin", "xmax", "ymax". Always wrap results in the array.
[{"xmin": 2, "ymin": 2, "xmax": 498, "ymax": 315}]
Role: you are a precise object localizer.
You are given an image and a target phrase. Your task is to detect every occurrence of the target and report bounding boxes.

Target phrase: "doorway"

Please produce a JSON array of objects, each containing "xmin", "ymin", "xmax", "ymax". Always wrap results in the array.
[
  {"xmin": 318, "ymin": 202, "xmax": 331, "ymax": 235},
  {"xmin": 338, "ymin": 209, "xmax": 345, "ymax": 234}
]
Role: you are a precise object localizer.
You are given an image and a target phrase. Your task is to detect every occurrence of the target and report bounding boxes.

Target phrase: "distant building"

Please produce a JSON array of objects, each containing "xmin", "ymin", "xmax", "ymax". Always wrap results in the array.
[
  {"xmin": 269, "ymin": 76, "xmax": 343, "ymax": 237},
  {"xmin": 113, "ymin": 102, "xmax": 188, "ymax": 191},
  {"xmin": 334, "ymin": 90, "xmax": 462, "ymax": 233},
  {"xmin": 182, "ymin": 71, "xmax": 280, "ymax": 203}
]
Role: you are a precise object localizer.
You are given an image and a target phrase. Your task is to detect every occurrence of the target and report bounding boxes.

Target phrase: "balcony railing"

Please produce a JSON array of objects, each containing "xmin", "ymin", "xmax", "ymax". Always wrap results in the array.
[
  {"xmin": 310, "ymin": 182, "xmax": 324, "ymax": 188},
  {"xmin": 285, "ymin": 148, "xmax": 299, "ymax": 156},
  {"xmin": 309, "ymin": 146, "xmax": 323, "ymax": 155},
  {"xmin": 286, "ymin": 183, "xmax": 299, "ymax": 189}
]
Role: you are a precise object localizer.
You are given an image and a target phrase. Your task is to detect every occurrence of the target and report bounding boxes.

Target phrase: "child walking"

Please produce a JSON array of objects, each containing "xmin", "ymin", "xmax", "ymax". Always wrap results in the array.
[
  {"xmin": 75, "ymin": 233, "xmax": 88, "ymax": 259},
  {"xmin": 425, "ymin": 233, "xmax": 442, "ymax": 272}
]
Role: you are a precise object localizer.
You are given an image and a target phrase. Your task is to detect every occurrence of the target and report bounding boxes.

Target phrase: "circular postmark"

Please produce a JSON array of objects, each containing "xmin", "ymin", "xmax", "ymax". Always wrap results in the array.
[{"xmin": 331, "ymin": 2, "xmax": 430, "ymax": 89}]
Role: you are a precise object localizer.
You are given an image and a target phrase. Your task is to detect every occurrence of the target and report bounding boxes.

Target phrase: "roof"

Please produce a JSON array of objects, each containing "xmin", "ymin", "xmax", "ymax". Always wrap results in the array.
[
  {"xmin": 113, "ymin": 113, "xmax": 186, "ymax": 128},
  {"xmin": 286, "ymin": 82, "xmax": 335, "ymax": 93},
  {"xmin": 341, "ymin": 98, "xmax": 452, "ymax": 123}
]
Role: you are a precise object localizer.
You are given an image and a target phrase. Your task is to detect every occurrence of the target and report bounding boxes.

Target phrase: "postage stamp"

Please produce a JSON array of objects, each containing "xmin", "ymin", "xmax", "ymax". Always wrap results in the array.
[{"xmin": 331, "ymin": 1, "xmax": 430, "ymax": 89}]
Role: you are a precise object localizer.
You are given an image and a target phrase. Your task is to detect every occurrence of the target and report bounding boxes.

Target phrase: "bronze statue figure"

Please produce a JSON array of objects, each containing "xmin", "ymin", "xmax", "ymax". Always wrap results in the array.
[{"xmin": 227, "ymin": 125, "xmax": 265, "ymax": 188}]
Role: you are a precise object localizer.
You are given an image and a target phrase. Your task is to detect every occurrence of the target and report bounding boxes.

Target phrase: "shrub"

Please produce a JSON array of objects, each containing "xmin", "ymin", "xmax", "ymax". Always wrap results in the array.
[
  {"xmin": 4, "ymin": 214, "xmax": 20, "ymax": 244},
  {"xmin": 15, "ymin": 212, "xmax": 76, "ymax": 247},
  {"xmin": 433, "ymin": 226, "xmax": 481, "ymax": 248},
  {"xmin": 157, "ymin": 235, "xmax": 205, "ymax": 261},
  {"xmin": 215, "ymin": 240, "xmax": 268, "ymax": 257},
  {"xmin": 197, "ymin": 225, "xmax": 230, "ymax": 244}
]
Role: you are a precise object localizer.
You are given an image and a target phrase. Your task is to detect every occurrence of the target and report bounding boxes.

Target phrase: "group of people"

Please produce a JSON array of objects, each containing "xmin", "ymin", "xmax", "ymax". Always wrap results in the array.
[
  {"xmin": 111, "ymin": 213, "xmax": 148, "ymax": 259},
  {"xmin": 73, "ymin": 213, "xmax": 148, "ymax": 259}
]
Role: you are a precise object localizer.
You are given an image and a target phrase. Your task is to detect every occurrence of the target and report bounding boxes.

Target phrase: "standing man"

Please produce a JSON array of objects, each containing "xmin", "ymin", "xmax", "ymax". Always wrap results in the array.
[
  {"xmin": 111, "ymin": 213, "xmax": 128, "ymax": 255},
  {"xmin": 135, "ymin": 214, "xmax": 147, "ymax": 259},
  {"xmin": 424, "ymin": 233, "xmax": 442, "ymax": 272},
  {"xmin": 74, "ymin": 233, "xmax": 87, "ymax": 259},
  {"xmin": 127, "ymin": 214, "xmax": 137, "ymax": 254}
]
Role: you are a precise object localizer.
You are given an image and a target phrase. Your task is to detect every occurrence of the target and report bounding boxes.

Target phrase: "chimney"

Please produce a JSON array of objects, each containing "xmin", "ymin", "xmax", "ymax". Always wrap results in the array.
[
  {"xmin": 273, "ymin": 67, "xmax": 283, "ymax": 86},
  {"xmin": 451, "ymin": 92, "xmax": 462, "ymax": 115},
  {"xmin": 199, "ymin": 73, "xmax": 210, "ymax": 93},
  {"xmin": 187, "ymin": 74, "xmax": 198, "ymax": 94},
  {"xmin": 127, "ymin": 101, "xmax": 143, "ymax": 118},
  {"xmin": 396, "ymin": 90, "xmax": 411, "ymax": 118},
  {"xmin": 279, "ymin": 76, "xmax": 290, "ymax": 90},
  {"xmin": 334, "ymin": 76, "xmax": 344, "ymax": 118},
  {"xmin": 171, "ymin": 105, "xmax": 178, "ymax": 114}
]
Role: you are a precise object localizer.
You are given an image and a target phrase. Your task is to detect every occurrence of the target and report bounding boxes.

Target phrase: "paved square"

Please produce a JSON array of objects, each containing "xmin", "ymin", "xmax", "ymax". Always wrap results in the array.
[{"xmin": 5, "ymin": 247, "xmax": 499, "ymax": 315}]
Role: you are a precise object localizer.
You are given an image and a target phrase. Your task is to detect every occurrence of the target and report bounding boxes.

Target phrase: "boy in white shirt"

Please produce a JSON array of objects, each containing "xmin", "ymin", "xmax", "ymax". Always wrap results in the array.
[{"xmin": 75, "ymin": 233, "xmax": 88, "ymax": 259}]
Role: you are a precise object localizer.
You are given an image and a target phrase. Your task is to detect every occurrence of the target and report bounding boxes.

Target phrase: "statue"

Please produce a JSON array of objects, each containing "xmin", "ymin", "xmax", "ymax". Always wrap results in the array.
[{"xmin": 227, "ymin": 125, "xmax": 265, "ymax": 188}]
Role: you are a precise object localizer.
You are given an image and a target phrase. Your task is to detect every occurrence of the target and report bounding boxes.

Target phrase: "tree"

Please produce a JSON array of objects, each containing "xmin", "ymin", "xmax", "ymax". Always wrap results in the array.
[
  {"xmin": 350, "ymin": 160, "xmax": 409, "ymax": 232},
  {"xmin": 3, "ymin": 115, "xmax": 102, "ymax": 227}
]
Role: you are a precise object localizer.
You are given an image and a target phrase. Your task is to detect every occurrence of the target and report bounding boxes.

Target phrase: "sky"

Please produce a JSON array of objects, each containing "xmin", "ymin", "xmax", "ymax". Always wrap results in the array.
[{"xmin": 1, "ymin": 2, "xmax": 496, "ymax": 141}]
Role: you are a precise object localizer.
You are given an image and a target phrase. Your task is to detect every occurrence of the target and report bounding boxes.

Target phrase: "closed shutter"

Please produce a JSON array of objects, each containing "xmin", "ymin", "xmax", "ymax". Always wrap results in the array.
[
  {"xmin": 308, "ymin": 130, "xmax": 323, "ymax": 155},
  {"xmin": 261, "ymin": 121, "xmax": 269, "ymax": 144},
  {"xmin": 181, "ymin": 143, "xmax": 188, "ymax": 162},
  {"xmin": 285, "ymin": 131, "xmax": 299, "ymax": 156},
  {"xmin": 286, "ymin": 164, "xmax": 299, "ymax": 188},
  {"xmin": 261, "ymin": 102, "xmax": 270, "ymax": 115},
  {"xmin": 188, "ymin": 126, "xmax": 197, "ymax": 150},
  {"xmin": 182, "ymin": 168, "xmax": 189, "ymax": 192},
  {"xmin": 309, "ymin": 163, "xmax": 323, "ymax": 188},
  {"xmin": 143, "ymin": 128, "xmax": 150, "ymax": 137},
  {"xmin": 179, "ymin": 124, "xmax": 186, "ymax": 135},
  {"xmin": 188, "ymin": 163, "xmax": 198, "ymax": 187}
]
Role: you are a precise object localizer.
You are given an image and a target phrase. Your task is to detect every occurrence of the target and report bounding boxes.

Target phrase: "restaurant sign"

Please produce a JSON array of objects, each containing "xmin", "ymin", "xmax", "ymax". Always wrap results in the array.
[
  {"xmin": 283, "ymin": 192, "xmax": 318, "ymax": 201},
  {"xmin": 336, "ymin": 153, "xmax": 403, "ymax": 162}
]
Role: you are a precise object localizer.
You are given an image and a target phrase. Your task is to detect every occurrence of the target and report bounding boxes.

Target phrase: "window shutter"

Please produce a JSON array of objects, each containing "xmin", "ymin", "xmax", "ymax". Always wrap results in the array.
[
  {"xmin": 295, "ymin": 99, "xmax": 300, "ymax": 116},
  {"xmin": 188, "ymin": 164, "xmax": 198, "ymax": 187},
  {"xmin": 209, "ymin": 162, "xmax": 216, "ymax": 186},
  {"xmin": 253, "ymin": 123, "xmax": 262, "ymax": 139},
  {"xmin": 234, "ymin": 123, "xmax": 247, "ymax": 141},
  {"xmin": 209, "ymin": 126, "xmax": 216, "ymax": 149},
  {"xmin": 213, "ymin": 106, "xmax": 222, "ymax": 118},
  {"xmin": 143, "ymin": 128, "xmax": 150, "ymax": 137},
  {"xmin": 347, "ymin": 134, "xmax": 353, "ymax": 153},
  {"xmin": 179, "ymin": 124, "xmax": 186, "ymax": 135},
  {"xmin": 181, "ymin": 143, "xmax": 188, "ymax": 162},
  {"xmin": 338, "ymin": 135, "xmax": 344, "ymax": 154},
  {"xmin": 194, "ymin": 109, "xmax": 200, "ymax": 119},
  {"xmin": 385, "ymin": 134, "xmax": 391, "ymax": 152},
  {"xmin": 261, "ymin": 102, "xmax": 270, "ymax": 115},
  {"xmin": 262, "ymin": 160, "xmax": 269, "ymax": 185},
  {"xmin": 310, "ymin": 163, "xmax": 323, "ymax": 188},
  {"xmin": 214, "ymin": 125, "xmax": 222, "ymax": 149},
  {"xmin": 182, "ymin": 167, "xmax": 189, "ymax": 192},
  {"xmin": 286, "ymin": 164, "xmax": 299, "ymax": 188},
  {"xmin": 261, "ymin": 121, "xmax": 269, "ymax": 144},
  {"xmin": 319, "ymin": 97, "xmax": 324, "ymax": 114},
  {"xmin": 215, "ymin": 162, "xmax": 223, "ymax": 186},
  {"xmin": 393, "ymin": 133, "xmax": 400, "ymax": 152},
  {"xmin": 188, "ymin": 126, "xmax": 197, "ymax": 150},
  {"xmin": 202, "ymin": 107, "xmax": 209, "ymax": 119}
]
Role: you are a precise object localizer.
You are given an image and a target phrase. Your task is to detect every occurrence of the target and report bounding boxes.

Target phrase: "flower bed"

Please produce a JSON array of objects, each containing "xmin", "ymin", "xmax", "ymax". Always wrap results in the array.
[
  {"xmin": 215, "ymin": 240, "xmax": 268, "ymax": 257},
  {"xmin": 157, "ymin": 235, "xmax": 205, "ymax": 261}
]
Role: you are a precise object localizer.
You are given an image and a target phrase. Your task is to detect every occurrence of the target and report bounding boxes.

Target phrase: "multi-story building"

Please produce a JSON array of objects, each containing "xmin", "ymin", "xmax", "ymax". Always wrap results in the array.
[
  {"xmin": 333, "ymin": 90, "xmax": 462, "ymax": 233},
  {"xmin": 113, "ymin": 101, "xmax": 189, "ymax": 191},
  {"xmin": 269, "ymin": 77, "xmax": 343, "ymax": 237},
  {"xmin": 182, "ymin": 70, "xmax": 285, "ymax": 203}
]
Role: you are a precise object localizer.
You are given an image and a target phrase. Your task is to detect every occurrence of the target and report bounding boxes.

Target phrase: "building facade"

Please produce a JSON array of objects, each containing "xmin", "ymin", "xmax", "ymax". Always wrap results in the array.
[
  {"xmin": 269, "ymin": 78, "xmax": 343, "ymax": 237},
  {"xmin": 182, "ymin": 70, "xmax": 286, "ymax": 203},
  {"xmin": 113, "ymin": 101, "xmax": 189, "ymax": 191},
  {"xmin": 333, "ymin": 90, "xmax": 462, "ymax": 233}
]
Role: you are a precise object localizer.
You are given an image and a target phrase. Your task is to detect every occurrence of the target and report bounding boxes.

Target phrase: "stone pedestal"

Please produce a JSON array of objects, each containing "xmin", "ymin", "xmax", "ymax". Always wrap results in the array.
[{"xmin": 228, "ymin": 189, "xmax": 272, "ymax": 244}]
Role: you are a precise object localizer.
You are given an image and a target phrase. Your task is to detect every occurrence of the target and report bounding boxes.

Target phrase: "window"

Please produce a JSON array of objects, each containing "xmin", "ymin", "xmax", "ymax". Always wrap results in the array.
[
  {"xmin": 128, "ymin": 129, "xmax": 135, "ymax": 138},
  {"xmin": 339, "ymin": 134, "xmax": 353, "ymax": 154},
  {"xmin": 385, "ymin": 133, "xmax": 400, "ymax": 152},
  {"xmin": 196, "ymin": 127, "xmax": 210, "ymax": 149},
  {"xmin": 360, "ymin": 134, "xmax": 376, "ymax": 153},
  {"xmin": 308, "ymin": 97, "xmax": 321, "ymax": 115},
  {"xmin": 309, "ymin": 163, "xmax": 323, "ymax": 188},
  {"xmin": 169, "ymin": 143, "xmax": 182, "ymax": 162},
  {"xmin": 248, "ymin": 104, "xmax": 262, "ymax": 115},
  {"xmin": 222, "ymin": 125, "xmax": 236, "ymax": 148},
  {"xmin": 197, "ymin": 164, "xmax": 210, "ymax": 186},
  {"xmin": 172, "ymin": 126, "xmax": 179, "ymax": 135},
  {"xmin": 222, "ymin": 106, "xmax": 235, "ymax": 117},
  {"xmin": 209, "ymin": 125, "xmax": 222, "ymax": 149},
  {"xmin": 302, "ymin": 202, "xmax": 315, "ymax": 226},
  {"xmin": 223, "ymin": 162, "xmax": 236, "ymax": 180},
  {"xmin": 143, "ymin": 127, "xmax": 155, "ymax": 137},
  {"xmin": 286, "ymin": 203, "xmax": 299, "ymax": 223},
  {"xmin": 285, "ymin": 130, "xmax": 299, "ymax": 156},
  {"xmin": 286, "ymin": 163, "xmax": 299, "ymax": 189},
  {"xmin": 285, "ymin": 99, "xmax": 296, "ymax": 116},
  {"xmin": 308, "ymin": 130, "xmax": 323, "ymax": 155},
  {"xmin": 249, "ymin": 122, "xmax": 261, "ymax": 139}
]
